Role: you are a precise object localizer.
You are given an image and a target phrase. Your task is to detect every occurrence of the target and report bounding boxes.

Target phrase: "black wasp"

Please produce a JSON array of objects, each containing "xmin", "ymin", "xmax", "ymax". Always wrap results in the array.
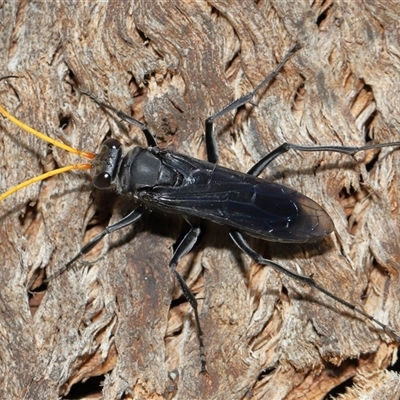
[{"xmin": 1, "ymin": 43, "xmax": 400, "ymax": 372}]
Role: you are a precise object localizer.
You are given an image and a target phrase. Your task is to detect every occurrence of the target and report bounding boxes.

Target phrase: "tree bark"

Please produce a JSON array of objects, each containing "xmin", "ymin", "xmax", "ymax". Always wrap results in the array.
[{"xmin": 1, "ymin": 1, "xmax": 400, "ymax": 399}]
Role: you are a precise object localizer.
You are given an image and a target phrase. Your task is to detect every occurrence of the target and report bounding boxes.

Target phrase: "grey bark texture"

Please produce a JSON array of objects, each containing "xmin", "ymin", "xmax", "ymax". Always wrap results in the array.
[{"xmin": 0, "ymin": 1, "xmax": 400, "ymax": 399}]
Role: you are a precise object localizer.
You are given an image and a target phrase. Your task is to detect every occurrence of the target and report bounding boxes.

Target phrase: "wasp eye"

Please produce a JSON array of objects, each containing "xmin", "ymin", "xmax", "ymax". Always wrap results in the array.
[
  {"xmin": 103, "ymin": 138, "xmax": 121, "ymax": 149},
  {"xmin": 93, "ymin": 172, "xmax": 112, "ymax": 189}
]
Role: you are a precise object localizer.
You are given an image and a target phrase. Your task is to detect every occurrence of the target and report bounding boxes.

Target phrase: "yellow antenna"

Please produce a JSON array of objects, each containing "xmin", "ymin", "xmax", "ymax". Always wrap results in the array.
[{"xmin": 0, "ymin": 105, "xmax": 95, "ymax": 202}]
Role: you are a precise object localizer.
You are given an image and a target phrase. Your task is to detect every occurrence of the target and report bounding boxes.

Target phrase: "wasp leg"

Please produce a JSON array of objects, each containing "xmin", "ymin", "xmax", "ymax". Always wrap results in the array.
[
  {"xmin": 247, "ymin": 141, "xmax": 400, "ymax": 177},
  {"xmin": 168, "ymin": 224, "xmax": 206, "ymax": 372},
  {"xmin": 80, "ymin": 89, "xmax": 157, "ymax": 147},
  {"xmin": 204, "ymin": 44, "xmax": 300, "ymax": 163},
  {"xmin": 49, "ymin": 207, "xmax": 143, "ymax": 279},
  {"xmin": 229, "ymin": 230, "xmax": 400, "ymax": 342}
]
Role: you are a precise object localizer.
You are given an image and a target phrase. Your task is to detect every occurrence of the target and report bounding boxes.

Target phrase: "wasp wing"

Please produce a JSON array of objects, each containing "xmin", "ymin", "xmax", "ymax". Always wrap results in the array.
[{"xmin": 145, "ymin": 176, "xmax": 333, "ymax": 243}]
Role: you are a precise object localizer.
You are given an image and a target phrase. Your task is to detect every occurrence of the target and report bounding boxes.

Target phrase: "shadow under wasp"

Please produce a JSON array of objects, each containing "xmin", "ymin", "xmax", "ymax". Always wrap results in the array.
[{"xmin": 1, "ymin": 44, "xmax": 400, "ymax": 372}]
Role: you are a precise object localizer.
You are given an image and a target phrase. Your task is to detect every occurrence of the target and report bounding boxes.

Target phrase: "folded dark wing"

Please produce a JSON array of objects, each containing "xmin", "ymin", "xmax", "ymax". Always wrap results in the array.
[{"xmin": 148, "ymin": 181, "xmax": 333, "ymax": 243}]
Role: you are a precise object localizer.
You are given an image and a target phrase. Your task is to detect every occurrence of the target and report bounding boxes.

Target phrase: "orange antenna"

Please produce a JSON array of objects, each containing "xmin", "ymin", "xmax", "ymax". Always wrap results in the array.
[{"xmin": 0, "ymin": 105, "xmax": 95, "ymax": 202}]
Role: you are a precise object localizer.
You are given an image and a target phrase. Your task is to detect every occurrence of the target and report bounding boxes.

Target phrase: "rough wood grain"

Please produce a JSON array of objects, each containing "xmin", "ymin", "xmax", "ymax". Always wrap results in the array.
[{"xmin": 0, "ymin": 1, "xmax": 400, "ymax": 399}]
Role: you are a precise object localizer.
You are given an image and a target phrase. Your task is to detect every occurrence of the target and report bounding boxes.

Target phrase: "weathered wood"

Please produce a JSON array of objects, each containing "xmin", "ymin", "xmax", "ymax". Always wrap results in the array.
[{"xmin": 0, "ymin": 1, "xmax": 400, "ymax": 399}]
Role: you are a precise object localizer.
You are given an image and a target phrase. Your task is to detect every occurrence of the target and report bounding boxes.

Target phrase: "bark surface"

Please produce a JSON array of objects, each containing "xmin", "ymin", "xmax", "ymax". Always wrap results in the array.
[{"xmin": 0, "ymin": 1, "xmax": 400, "ymax": 399}]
